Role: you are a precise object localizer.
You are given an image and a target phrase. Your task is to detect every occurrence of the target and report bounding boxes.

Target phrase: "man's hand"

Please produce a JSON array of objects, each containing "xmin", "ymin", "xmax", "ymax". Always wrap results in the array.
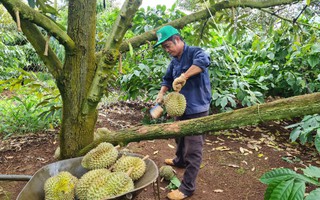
[
  {"xmin": 156, "ymin": 92, "xmax": 164, "ymax": 104},
  {"xmin": 172, "ymin": 73, "xmax": 187, "ymax": 92}
]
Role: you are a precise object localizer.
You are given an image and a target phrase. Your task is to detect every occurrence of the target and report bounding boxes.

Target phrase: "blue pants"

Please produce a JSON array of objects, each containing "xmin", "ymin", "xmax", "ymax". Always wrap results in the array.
[{"xmin": 173, "ymin": 111, "xmax": 209, "ymax": 196}]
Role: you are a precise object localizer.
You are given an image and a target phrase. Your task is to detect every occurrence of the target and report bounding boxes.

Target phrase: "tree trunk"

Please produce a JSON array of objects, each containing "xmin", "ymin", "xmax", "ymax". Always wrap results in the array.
[
  {"xmin": 57, "ymin": 0, "xmax": 98, "ymax": 158},
  {"xmin": 78, "ymin": 92, "xmax": 320, "ymax": 156},
  {"xmin": 57, "ymin": 0, "xmax": 141, "ymax": 158}
]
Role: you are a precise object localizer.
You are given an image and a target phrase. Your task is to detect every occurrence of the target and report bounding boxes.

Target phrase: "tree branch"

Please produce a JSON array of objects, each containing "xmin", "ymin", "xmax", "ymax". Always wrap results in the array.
[
  {"xmin": 0, "ymin": 0, "xmax": 75, "ymax": 52},
  {"xmin": 78, "ymin": 92, "xmax": 320, "ymax": 156},
  {"xmin": 259, "ymin": 7, "xmax": 320, "ymax": 30},
  {"xmin": 1, "ymin": 3, "xmax": 63, "ymax": 79},
  {"xmin": 225, "ymin": 0, "xmax": 301, "ymax": 8},
  {"xmin": 104, "ymin": 0, "xmax": 143, "ymax": 50},
  {"xmin": 119, "ymin": 0, "xmax": 302, "ymax": 52},
  {"xmin": 293, "ymin": 4, "xmax": 307, "ymax": 24},
  {"xmin": 83, "ymin": 0, "xmax": 142, "ymax": 114},
  {"xmin": 20, "ymin": 19, "xmax": 63, "ymax": 79}
]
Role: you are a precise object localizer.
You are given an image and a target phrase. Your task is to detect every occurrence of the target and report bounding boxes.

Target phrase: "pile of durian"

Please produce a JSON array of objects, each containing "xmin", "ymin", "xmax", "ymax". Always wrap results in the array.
[{"xmin": 44, "ymin": 142, "xmax": 148, "ymax": 200}]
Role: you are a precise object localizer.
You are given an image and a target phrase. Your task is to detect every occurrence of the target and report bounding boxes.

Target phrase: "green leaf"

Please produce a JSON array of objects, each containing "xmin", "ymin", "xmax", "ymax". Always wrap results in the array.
[
  {"xmin": 260, "ymin": 168, "xmax": 297, "ymax": 184},
  {"xmin": 306, "ymin": 0, "xmax": 311, "ymax": 5},
  {"xmin": 302, "ymin": 165, "xmax": 320, "ymax": 179},
  {"xmin": 307, "ymin": 55, "xmax": 320, "ymax": 68},
  {"xmin": 133, "ymin": 70, "xmax": 140, "ymax": 77},
  {"xmin": 221, "ymin": 96, "xmax": 228, "ymax": 108},
  {"xmin": 267, "ymin": 52, "xmax": 275, "ymax": 60},
  {"xmin": 311, "ymin": 43, "xmax": 320, "ymax": 54},
  {"xmin": 265, "ymin": 178, "xmax": 294, "ymax": 200},
  {"xmin": 294, "ymin": 173, "xmax": 320, "ymax": 186},
  {"xmin": 227, "ymin": 96, "xmax": 237, "ymax": 108},
  {"xmin": 167, "ymin": 176, "xmax": 181, "ymax": 190},
  {"xmin": 212, "ymin": 92, "xmax": 220, "ymax": 100},
  {"xmin": 305, "ymin": 188, "xmax": 320, "ymax": 200},
  {"xmin": 287, "ymin": 180, "xmax": 305, "ymax": 200},
  {"xmin": 289, "ymin": 127, "xmax": 301, "ymax": 142},
  {"xmin": 286, "ymin": 122, "xmax": 301, "ymax": 129}
]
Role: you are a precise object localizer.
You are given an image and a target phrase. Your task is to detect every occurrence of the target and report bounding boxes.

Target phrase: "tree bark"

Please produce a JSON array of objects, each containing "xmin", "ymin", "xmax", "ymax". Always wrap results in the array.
[
  {"xmin": 78, "ymin": 92, "xmax": 320, "ymax": 156},
  {"xmin": 57, "ymin": 0, "xmax": 98, "ymax": 158}
]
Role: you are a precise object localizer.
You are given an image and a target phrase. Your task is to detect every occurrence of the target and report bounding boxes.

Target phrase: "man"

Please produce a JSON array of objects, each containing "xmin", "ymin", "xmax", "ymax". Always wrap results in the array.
[{"xmin": 154, "ymin": 25, "xmax": 211, "ymax": 200}]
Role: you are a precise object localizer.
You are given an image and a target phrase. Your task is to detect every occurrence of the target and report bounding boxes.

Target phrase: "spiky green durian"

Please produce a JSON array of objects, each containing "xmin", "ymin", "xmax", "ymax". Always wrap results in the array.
[
  {"xmin": 85, "ymin": 171, "xmax": 134, "ymax": 200},
  {"xmin": 81, "ymin": 142, "xmax": 118, "ymax": 170},
  {"xmin": 113, "ymin": 156, "xmax": 146, "ymax": 181},
  {"xmin": 164, "ymin": 92, "xmax": 186, "ymax": 117},
  {"xmin": 159, "ymin": 165, "xmax": 175, "ymax": 181},
  {"xmin": 44, "ymin": 171, "xmax": 78, "ymax": 200},
  {"xmin": 76, "ymin": 169, "xmax": 111, "ymax": 200}
]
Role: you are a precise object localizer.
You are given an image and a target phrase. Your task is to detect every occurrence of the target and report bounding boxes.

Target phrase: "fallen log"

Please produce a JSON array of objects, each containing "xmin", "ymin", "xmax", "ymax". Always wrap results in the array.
[{"xmin": 78, "ymin": 92, "xmax": 320, "ymax": 156}]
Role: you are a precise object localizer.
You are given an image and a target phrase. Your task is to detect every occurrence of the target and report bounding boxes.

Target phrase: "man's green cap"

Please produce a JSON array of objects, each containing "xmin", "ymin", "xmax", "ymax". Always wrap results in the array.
[{"xmin": 154, "ymin": 25, "xmax": 179, "ymax": 47}]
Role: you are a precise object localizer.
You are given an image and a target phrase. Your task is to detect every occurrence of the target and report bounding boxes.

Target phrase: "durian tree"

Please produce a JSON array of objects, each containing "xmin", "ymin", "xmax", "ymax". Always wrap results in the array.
[{"xmin": 0, "ymin": 0, "xmax": 317, "ymax": 158}]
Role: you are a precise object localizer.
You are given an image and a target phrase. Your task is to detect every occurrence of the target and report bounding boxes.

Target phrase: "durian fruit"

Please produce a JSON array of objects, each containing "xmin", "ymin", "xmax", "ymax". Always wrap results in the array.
[
  {"xmin": 159, "ymin": 165, "xmax": 175, "ymax": 181},
  {"xmin": 81, "ymin": 142, "xmax": 118, "ymax": 170},
  {"xmin": 94, "ymin": 128, "xmax": 115, "ymax": 141},
  {"xmin": 112, "ymin": 155, "xmax": 147, "ymax": 181},
  {"xmin": 44, "ymin": 171, "xmax": 78, "ymax": 200},
  {"xmin": 164, "ymin": 92, "xmax": 186, "ymax": 117},
  {"xmin": 84, "ymin": 171, "xmax": 134, "ymax": 200},
  {"xmin": 75, "ymin": 168, "xmax": 111, "ymax": 200}
]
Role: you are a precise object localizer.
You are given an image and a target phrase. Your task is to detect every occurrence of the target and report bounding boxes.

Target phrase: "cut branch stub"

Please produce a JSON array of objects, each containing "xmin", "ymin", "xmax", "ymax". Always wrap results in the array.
[
  {"xmin": 44, "ymin": 34, "xmax": 50, "ymax": 56},
  {"xmin": 102, "ymin": 49, "xmax": 120, "ymax": 65},
  {"xmin": 15, "ymin": 10, "xmax": 22, "ymax": 32}
]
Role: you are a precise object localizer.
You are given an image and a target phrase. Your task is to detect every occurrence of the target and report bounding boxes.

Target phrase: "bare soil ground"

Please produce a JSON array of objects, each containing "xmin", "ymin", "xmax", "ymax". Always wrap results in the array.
[{"xmin": 0, "ymin": 101, "xmax": 319, "ymax": 200}]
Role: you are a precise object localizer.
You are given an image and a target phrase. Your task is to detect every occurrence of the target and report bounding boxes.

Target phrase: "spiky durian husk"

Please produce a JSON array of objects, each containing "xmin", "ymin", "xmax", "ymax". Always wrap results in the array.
[
  {"xmin": 75, "ymin": 169, "xmax": 111, "ymax": 200},
  {"xmin": 159, "ymin": 165, "xmax": 175, "ymax": 181},
  {"xmin": 44, "ymin": 171, "xmax": 78, "ymax": 200},
  {"xmin": 81, "ymin": 142, "xmax": 118, "ymax": 170},
  {"xmin": 164, "ymin": 92, "xmax": 186, "ymax": 117},
  {"xmin": 85, "ymin": 172, "xmax": 134, "ymax": 200},
  {"xmin": 113, "ymin": 156, "xmax": 146, "ymax": 181}
]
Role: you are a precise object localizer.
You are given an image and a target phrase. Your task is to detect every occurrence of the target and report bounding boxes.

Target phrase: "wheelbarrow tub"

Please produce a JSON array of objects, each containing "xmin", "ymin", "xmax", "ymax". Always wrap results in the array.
[{"xmin": 17, "ymin": 153, "xmax": 158, "ymax": 200}]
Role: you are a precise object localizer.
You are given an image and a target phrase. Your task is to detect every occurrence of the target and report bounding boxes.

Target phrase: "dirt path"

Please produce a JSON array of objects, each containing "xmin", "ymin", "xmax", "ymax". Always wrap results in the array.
[{"xmin": 0, "ymin": 101, "xmax": 318, "ymax": 200}]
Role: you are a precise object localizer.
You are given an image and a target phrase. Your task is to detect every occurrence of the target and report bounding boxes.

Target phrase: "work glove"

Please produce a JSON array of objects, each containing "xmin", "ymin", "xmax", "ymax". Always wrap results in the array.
[
  {"xmin": 156, "ymin": 92, "xmax": 164, "ymax": 104},
  {"xmin": 172, "ymin": 73, "xmax": 187, "ymax": 92}
]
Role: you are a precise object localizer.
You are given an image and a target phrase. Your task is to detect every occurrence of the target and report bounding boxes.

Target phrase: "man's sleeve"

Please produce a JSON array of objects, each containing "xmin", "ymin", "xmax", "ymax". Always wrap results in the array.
[{"xmin": 192, "ymin": 49, "xmax": 211, "ymax": 71}]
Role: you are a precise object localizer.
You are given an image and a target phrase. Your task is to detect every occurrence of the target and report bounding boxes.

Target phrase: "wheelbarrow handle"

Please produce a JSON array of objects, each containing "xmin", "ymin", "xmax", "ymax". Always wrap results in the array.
[{"xmin": 0, "ymin": 174, "xmax": 32, "ymax": 181}]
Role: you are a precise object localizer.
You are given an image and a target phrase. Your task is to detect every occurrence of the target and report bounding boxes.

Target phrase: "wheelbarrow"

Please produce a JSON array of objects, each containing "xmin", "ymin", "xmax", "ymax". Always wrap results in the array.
[{"xmin": 16, "ymin": 153, "xmax": 159, "ymax": 200}]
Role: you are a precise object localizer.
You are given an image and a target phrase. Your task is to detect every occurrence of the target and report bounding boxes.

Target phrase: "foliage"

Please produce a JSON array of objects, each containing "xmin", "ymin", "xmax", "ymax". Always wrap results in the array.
[
  {"xmin": 204, "ymin": 8, "xmax": 320, "ymax": 110},
  {"xmin": 0, "ymin": 94, "xmax": 59, "ymax": 138},
  {"xmin": 116, "ymin": 4, "xmax": 320, "ymax": 113},
  {"xmin": 119, "ymin": 55, "xmax": 169, "ymax": 101},
  {"xmin": 96, "ymin": 8, "xmax": 120, "ymax": 51},
  {"xmin": 286, "ymin": 114, "xmax": 320, "ymax": 153},
  {"xmin": 0, "ymin": 5, "xmax": 46, "ymax": 75},
  {"xmin": 132, "ymin": 3, "xmax": 186, "ymax": 34},
  {"xmin": 0, "ymin": 70, "xmax": 61, "ymax": 138},
  {"xmin": 260, "ymin": 166, "xmax": 320, "ymax": 200},
  {"xmin": 177, "ymin": 0, "xmax": 204, "ymax": 12},
  {"xmin": 118, "ymin": 4, "xmax": 186, "ymax": 100},
  {"xmin": 26, "ymin": 0, "xmax": 58, "ymax": 15}
]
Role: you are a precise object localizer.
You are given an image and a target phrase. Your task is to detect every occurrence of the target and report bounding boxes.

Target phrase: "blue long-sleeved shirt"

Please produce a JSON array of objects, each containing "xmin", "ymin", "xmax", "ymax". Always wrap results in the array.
[{"xmin": 161, "ymin": 44, "xmax": 211, "ymax": 115}]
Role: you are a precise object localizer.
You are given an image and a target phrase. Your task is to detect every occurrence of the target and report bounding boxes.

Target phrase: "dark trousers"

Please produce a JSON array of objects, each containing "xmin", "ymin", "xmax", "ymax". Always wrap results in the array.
[{"xmin": 173, "ymin": 111, "xmax": 209, "ymax": 196}]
